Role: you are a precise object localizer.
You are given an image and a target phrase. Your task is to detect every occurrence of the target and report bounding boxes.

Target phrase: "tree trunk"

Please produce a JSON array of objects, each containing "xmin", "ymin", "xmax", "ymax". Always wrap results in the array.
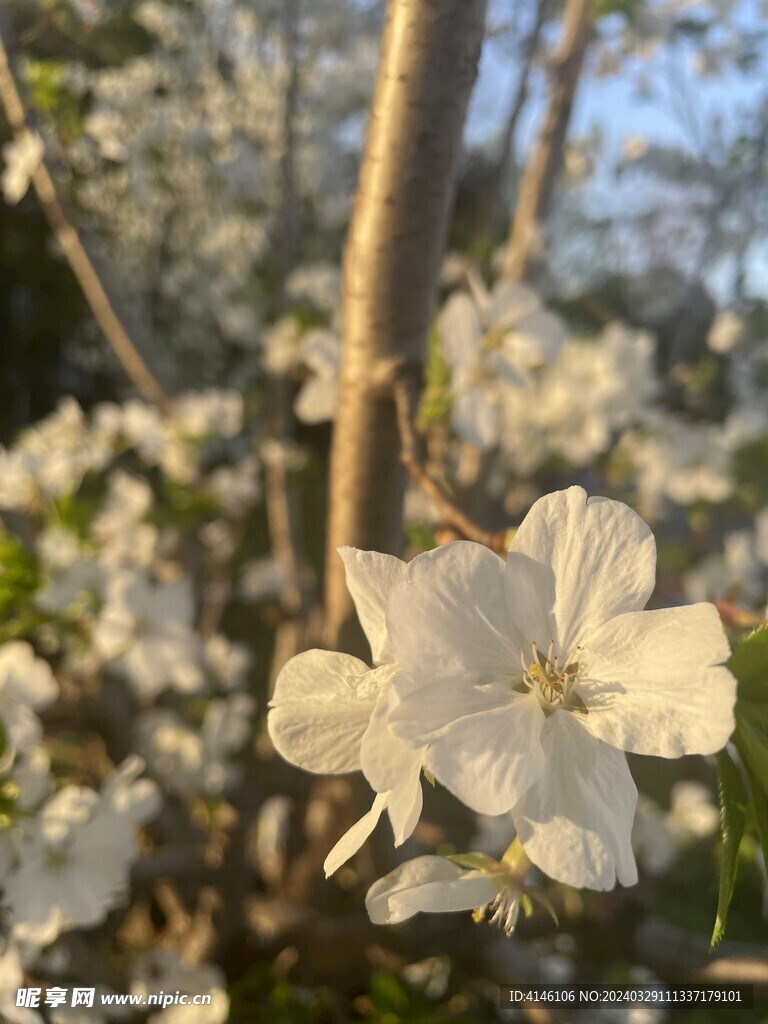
[
  {"xmin": 323, "ymin": 0, "xmax": 487, "ymax": 655},
  {"xmin": 503, "ymin": 0, "xmax": 593, "ymax": 283},
  {"xmin": 475, "ymin": 0, "xmax": 549, "ymax": 243}
]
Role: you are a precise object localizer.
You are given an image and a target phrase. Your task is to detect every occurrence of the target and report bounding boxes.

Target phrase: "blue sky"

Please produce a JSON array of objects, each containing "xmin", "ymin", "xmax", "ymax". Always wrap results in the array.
[{"xmin": 464, "ymin": 0, "xmax": 768, "ymax": 299}]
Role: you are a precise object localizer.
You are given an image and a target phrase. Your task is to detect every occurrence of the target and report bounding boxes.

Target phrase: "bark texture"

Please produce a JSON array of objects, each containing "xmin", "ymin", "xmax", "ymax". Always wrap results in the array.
[
  {"xmin": 503, "ymin": 0, "xmax": 594, "ymax": 283},
  {"xmin": 324, "ymin": 0, "xmax": 487, "ymax": 655}
]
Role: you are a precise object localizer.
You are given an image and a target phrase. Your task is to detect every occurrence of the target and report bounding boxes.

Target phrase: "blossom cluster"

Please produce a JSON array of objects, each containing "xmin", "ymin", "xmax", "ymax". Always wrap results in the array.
[{"xmin": 0, "ymin": 389, "xmax": 269, "ymax": 1020}]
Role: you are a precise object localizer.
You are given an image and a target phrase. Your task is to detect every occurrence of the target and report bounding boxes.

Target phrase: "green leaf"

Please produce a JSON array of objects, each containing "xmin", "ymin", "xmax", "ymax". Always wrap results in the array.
[
  {"xmin": 740, "ymin": 763, "xmax": 768, "ymax": 874},
  {"xmin": 729, "ymin": 625, "xmax": 768, "ymax": 703},
  {"xmin": 711, "ymin": 748, "xmax": 747, "ymax": 948},
  {"xmin": 735, "ymin": 703, "xmax": 768, "ymax": 797},
  {"xmin": 444, "ymin": 851, "xmax": 498, "ymax": 872}
]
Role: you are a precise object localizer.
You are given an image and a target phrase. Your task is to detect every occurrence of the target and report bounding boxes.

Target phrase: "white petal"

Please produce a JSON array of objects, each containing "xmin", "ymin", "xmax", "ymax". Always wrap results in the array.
[
  {"xmin": 268, "ymin": 650, "xmax": 376, "ymax": 774},
  {"xmin": 513, "ymin": 712, "xmax": 638, "ymax": 890},
  {"xmin": 387, "ymin": 768, "xmax": 423, "ymax": 846},
  {"xmin": 393, "ymin": 689, "xmax": 546, "ymax": 815},
  {"xmin": 337, "ymin": 548, "xmax": 406, "ymax": 665},
  {"xmin": 361, "ymin": 687, "xmax": 424, "ymax": 794},
  {"xmin": 387, "ymin": 542, "xmax": 520, "ymax": 687},
  {"xmin": 577, "ymin": 604, "xmax": 735, "ymax": 757},
  {"xmin": 294, "ymin": 376, "xmax": 338, "ymax": 424},
  {"xmin": 452, "ymin": 386, "xmax": 500, "ymax": 449},
  {"xmin": 366, "ymin": 855, "xmax": 497, "ymax": 924},
  {"xmin": 438, "ymin": 293, "xmax": 482, "ymax": 370},
  {"xmin": 390, "ymin": 677, "xmax": 515, "ymax": 742},
  {"xmin": 483, "ymin": 280, "xmax": 540, "ymax": 326},
  {"xmin": 507, "ymin": 487, "xmax": 656, "ymax": 656},
  {"xmin": 324, "ymin": 792, "xmax": 388, "ymax": 876}
]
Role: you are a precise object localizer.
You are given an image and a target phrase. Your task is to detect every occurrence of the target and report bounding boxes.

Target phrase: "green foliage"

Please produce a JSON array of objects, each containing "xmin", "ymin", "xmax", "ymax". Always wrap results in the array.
[
  {"xmin": 711, "ymin": 748, "xmax": 746, "ymax": 948},
  {"xmin": 364, "ymin": 971, "xmax": 471, "ymax": 1023},
  {"xmin": 23, "ymin": 60, "xmax": 83, "ymax": 140},
  {"xmin": 711, "ymin": 626, "xmax": 768, "ymax": 944},
  {"xmin": 0, "ymin": 529, "xmax": 44, "ymax": 643},
  {"xmin": 591, "ymin": 0, "xmax": 641, "ymax": 22},
  {"xmin": 417, "ymin": 325, "xmax": 452, "ymax": 431},
  {"xmin": 404, "ymin": 524, "xmax": 437, "ymax": 554}
]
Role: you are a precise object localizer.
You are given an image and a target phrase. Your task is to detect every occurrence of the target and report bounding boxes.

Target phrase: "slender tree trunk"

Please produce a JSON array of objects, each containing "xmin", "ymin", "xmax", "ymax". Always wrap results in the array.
[
  {"xmin": 323, "ymin": 0, "xmax": 487, "ymax": 655},
  {"xmin": 503, "ymin": 0, "xmax": 593, "ymax": 283},
  {"xmin": 475, "ymin": 0, "xmax": 548, "ymax": 243}
]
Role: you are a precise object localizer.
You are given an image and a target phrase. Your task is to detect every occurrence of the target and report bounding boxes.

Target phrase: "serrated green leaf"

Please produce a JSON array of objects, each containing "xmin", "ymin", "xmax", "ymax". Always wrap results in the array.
[
  {"xmin": 444, "ymin": 851, "xmax": 498, "ymax": 872},
  {"xmin": 729, "ymin": 625, "xmax": 768, "ymax": 703},
  {"xmin": 739, "ymin": 758, "xmax": 768, "ymax": 875},
  {"xmin": 711, "ymin": 748, "xmax": 747, "ymax": 948}
]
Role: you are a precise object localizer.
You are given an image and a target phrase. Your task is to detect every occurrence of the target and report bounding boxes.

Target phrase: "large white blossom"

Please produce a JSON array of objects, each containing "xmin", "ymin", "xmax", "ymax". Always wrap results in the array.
[
  {"xmin": 268, "ymin": 548, "xmax": 426, "ymax": 875},
  {"xmin": 386, "ymin": 487, "xmax": 736, "ymax": 889}
]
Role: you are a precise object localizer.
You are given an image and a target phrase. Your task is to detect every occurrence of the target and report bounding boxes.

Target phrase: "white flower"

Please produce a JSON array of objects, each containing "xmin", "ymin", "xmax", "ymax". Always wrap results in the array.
[
  {"xmin": 366, "ymin": 855, "xmax": 523, "ymax": 936},
  {"xmin": 500, "ymin": 325, "xmax": 656, "ymax": 475},
  {"xmin": 205, "ymin": 454, "xmax": 260, "ymax": 516},
  {"xmin": 172, "ymin": 389, "xmax": 243, "ymax": 440},
  {"xmin": 438, "ymin": 277, "xmax": 565, "ymax": 449},
  {"xmin": 387, "ymin": 487, "xmax": 736, "ymax": 890},
  {"xmin": 0, "ymin": 642, "xmax": 58, "ymax": 755},
  {"xmin": 254, "ymin": 795, "xmax": 292, "ymax": 885},
  {"xmin": 294, "ymin": 329, "xmax": 340, "ymax": 424},
  {"xmin": 130, "ymin": 952, "xmax": 229, "ymax": 1024},
  {"xmin": 0, "ymin": 944, "xmax": 44, "ymax": 1023},
  {"xmin": 204, "ymin": 635, "xmax": 252, "ymax": 690},
  {"xmin": 268, "ymin": 548, "xmax": 426, "ymax": 875},
  {"xmin": 91, "ymin": 471, "xmax": 158, "ymax": 570},
  {"xmin": 684, "ymin": 531, "xmax": 765, "ymax": 607},
  {"xmin": 4, "ymin": 757, "xmax": 159, "ymax": 945},
  {"xmin": 708, "ymin": 311, "xmax": 743, "ymax": 353},
  {"xmin": 92, "ymin": 571, "xmax": 203, "ymax": 698},
  {"xmin": 138, "ymin": 694, "xmax": 254, "ymax": 796},
  {"xmin": 2, "ymin": 131, "xmax": 44, "ymax": 205},
  {"xmin": 237, "ymin": 557, "xmax": 286, "ymax": 603}
]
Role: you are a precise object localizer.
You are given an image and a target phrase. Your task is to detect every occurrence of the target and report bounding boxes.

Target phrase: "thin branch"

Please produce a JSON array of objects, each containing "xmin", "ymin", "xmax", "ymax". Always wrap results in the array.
[
  {"xmin": 393, "ymin": 376, "xmax": 507, "ymax": 556},
  {"xmin": 0, "ymin": 18, "xmax": 173, "ymax": 411}
]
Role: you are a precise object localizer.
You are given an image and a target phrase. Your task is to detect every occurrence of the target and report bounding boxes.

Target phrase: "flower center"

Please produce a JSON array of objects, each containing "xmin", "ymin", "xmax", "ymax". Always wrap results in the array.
[
  {"xmin": 472, "ymin": 887, "xmax": 520, "ymax": 937},
  {"xmin": 520, "ymin": 641, "xmax": 581, "ymax": 713}
]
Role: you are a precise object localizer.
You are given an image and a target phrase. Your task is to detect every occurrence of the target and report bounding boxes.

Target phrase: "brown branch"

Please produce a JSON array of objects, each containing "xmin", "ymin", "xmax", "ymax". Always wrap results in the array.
[
  {"xmin": 393, "ymin": 377, "xmax": 507, "ymax": 556},
  {"xmin": 0, "ymin": 17, "xmax": 173, "ymax": 410}
]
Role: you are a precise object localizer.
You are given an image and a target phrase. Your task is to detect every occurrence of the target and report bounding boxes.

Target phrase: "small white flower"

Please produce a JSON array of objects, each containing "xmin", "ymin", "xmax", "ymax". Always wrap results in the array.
[
  {"xmin": 294, "ymin": 329, "xmax": 340, "ymax": 424},
  {"xmin": 438, "ymin": 277, "xmax": 565, "ymax": 449},
  {"xmin": 2, "ymin": 131, "xmax": 44, "ymax": 205},
  {"xmin": 0, "ymin": 642, "xmax": 58, "ymax": 755},
  {"xmin": 130, "ymin": 952, "xmax": 229, "ymax": 1024},
  {"xmin": 366, "ymin": 854, "xmax": 524, "ymax": 936},
  {"xmin": 92, "ymin": 571, "xmax": 203, "ymax": 698},
  {"xmin": 388, "ymin": 487, "xmax": 736, "ymax": 890},
  {"xmin": 0, "ymin": 943, "xmax": 44, "ymax": 1023},
  {"xmin": 4, "ymin": 757, "xmax": 159, "ymax": 945}
]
